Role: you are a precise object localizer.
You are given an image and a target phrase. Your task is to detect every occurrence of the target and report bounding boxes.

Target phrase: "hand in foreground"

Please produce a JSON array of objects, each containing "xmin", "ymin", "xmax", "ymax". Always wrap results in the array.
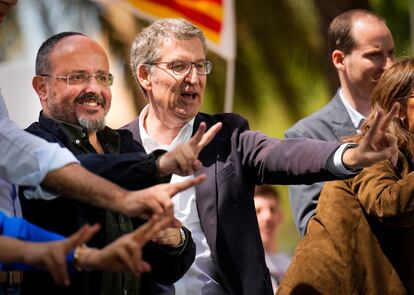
[
  {"xmin": 343, "ymin": 102, "xmax": 400, "ymax": 169},
  {"xmin": 77, "ymin": 215, "xmax": 170, "ymax": 276},
  {"xmin": 21, "ymin": 224, "xmax": 100, "ymax": 286},
  {"xmin": 157, "ymin": 122, "xmax": 222, "ymax": 176},
  {"xmin": 122, "ymin": 174, "xmax": 206, "ymax": 226}
]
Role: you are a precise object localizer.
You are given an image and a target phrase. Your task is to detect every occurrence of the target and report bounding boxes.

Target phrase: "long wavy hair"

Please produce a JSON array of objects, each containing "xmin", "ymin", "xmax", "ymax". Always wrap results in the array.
[{"xmin": 351, "ymin": 57, "xmax": 414, "ymax": 161}]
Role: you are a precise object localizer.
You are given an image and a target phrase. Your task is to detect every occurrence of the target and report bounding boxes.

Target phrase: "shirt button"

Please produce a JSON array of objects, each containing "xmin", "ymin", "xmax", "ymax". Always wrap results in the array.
[
  {"xmin": 81, "ymin": 132, "xmax": 86, "ymax": 138},
  {"xmin": 75, "ymin": 139, "xmax": 81, "ymax": 145}
]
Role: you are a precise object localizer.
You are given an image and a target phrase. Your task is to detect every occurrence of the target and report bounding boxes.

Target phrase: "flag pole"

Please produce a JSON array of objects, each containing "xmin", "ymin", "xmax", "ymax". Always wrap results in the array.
[{"xmin": 224, "ymin": 57, "xmax": 235, "ymax": 113}]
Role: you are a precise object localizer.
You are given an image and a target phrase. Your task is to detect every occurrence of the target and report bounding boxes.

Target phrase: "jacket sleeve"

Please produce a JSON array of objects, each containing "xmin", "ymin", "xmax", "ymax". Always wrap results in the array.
[
  {"xmin": 237, "ymin": 129, "xmax": 342, "ymax": 185},
  {"xmin": 77, "ymin": 149, "xmax": 169, "ymax": 191},
  {"xmin": 352, "ymin": 155, "xmax": 414, "ymax": 227}
]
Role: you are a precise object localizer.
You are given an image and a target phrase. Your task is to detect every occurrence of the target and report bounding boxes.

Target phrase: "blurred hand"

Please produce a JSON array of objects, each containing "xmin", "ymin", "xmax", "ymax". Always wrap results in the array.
[
  {"xmin": 152, "ymin": 227, "xmax": 182, "ymax": 247},
  {"xmin": 157, "ymin": 122, "xmax": 222, "ymax": 176},
  {"xmin": 343, "ymin": 102, "xmax": 400, "ymax": 169},
  {"xmin": 122, "ymin": 174, "xmax": 206, "ymax": 227},
  {"xmin": 78, "ymin": 215, "xmax": 170, "ymax": 275},
  {"xmin": 21, "ymin": 224, "xmax": 100, "ymax": 286}
]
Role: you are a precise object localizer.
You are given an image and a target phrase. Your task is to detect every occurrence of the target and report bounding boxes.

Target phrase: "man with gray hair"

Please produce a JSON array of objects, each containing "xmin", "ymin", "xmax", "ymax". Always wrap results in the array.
[
  {"xmin": 21, "ymin": 30, "xmax": 222, "ymax": 295},
  {"xmin": 125, "ymin": 18, "xmax": 399, "ymax": 295}
]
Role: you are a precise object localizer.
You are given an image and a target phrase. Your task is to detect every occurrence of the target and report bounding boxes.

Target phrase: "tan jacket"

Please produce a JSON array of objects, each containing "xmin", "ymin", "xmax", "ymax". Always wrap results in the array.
[{"xmin": 278, "ymin": 153, "xmax": 414, "ymax": 295}]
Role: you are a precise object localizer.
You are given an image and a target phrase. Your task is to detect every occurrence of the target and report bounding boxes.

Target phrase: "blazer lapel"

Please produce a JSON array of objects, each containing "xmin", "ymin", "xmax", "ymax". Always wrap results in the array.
[
  {"xmin": 330, "ymin": 92, "xmax": 358, "ymax": 140},
  {"xmin": 194, "ymin": 114, "xmax": 219, "ymax": 257}
]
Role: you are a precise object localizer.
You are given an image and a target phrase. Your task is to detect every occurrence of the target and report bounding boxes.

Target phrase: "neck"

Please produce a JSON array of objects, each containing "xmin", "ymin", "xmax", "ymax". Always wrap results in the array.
[
  {"xmin": 88, "ymin": 132, "xmax": 104, "ymax": 154},
  {"xmin": 340, "ymin": 86, "xmax": 371, "ymax": 117},
  {"xmin": 144, "ymin": 107, "xmax": 187, "ymax": 145},
  {"xmin": 263, "ymin": 237, "xmax": 279, "ymax": 254}
]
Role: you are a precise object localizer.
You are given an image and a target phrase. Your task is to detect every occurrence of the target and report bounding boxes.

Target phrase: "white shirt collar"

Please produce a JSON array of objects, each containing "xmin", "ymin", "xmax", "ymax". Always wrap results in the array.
[
  {"xmin": 339, "ymin": 88, "xmax": 365, "ymax": 130},
  {"xmin": 138, "ymin": 104, "xmax": 195, "ymax": 153}
]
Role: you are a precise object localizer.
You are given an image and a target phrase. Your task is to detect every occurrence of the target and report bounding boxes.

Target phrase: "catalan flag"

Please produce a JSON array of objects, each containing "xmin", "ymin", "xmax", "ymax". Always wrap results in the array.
[{"xmin": 124, "ymin": 0, "xmax": 236, "ymax": 60}]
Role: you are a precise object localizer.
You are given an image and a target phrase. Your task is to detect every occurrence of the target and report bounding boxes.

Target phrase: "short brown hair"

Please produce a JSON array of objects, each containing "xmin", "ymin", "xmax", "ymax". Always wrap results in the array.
[
  {"xmin": 328, "ymin": 9, "xmax": 385, "ymax": 55},
  {"xmin": 254, "ymin": 185, "xmax": 280, "ymax": 202}
]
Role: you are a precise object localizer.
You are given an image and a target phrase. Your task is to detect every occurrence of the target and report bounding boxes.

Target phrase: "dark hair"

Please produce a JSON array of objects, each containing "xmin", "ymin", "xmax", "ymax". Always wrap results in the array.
[
  {"xmin": 35, "ymin": 31, "xmax": 85, "ymax": 75},
  {"xmin": 328, "ymin": 9, "xmax": 385, "ymax": 55},
  {"xmin": 254, "ymin": 185, "xmax": 280, "ymax": 202}
]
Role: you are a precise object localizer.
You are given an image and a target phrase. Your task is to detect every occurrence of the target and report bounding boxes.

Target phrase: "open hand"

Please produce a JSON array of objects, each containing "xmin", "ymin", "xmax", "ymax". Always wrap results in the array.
[{"xmin": 343, "ymin": 102, "xmax": 400, "ymax": 169}]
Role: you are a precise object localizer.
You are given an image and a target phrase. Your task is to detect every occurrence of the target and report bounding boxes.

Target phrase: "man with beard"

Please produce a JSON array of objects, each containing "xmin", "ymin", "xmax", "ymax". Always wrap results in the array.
[
  {"xmin": 20, "ymin": 31, "xmax": 219, "ymax": 295},
  {"xmin": 285, "ymin": 9, "xmax": 395, "ymax": 237}
]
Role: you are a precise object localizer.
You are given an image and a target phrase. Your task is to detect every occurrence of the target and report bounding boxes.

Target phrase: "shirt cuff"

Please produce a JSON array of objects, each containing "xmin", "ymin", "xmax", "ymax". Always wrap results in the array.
[{"xmin": 333, "ymin": 143, "xmax": 360, "ymax": 176}]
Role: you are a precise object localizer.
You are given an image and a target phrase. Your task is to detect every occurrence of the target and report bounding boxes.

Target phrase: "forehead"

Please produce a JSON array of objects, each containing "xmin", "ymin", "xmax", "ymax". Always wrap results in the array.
[
  {"xmin": 254, "ymin": 195, "xmax": 279, "ymax": 208},
  {"xmin": 49, "ymin": 35, "xmax": 109, "ymax": 72},
  {"xmin": 351, "ymin": 17, "xmax": 393, "ymax": 49},
  {"xmin": 157, "ymin": 37, "xmax": 205, "ymax": 61}
]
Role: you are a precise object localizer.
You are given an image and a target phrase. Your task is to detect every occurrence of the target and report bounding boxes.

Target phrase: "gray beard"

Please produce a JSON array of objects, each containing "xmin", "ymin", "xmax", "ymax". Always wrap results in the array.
[{"xmin": 78, "ymin": 115, "xmax": 106, "ymax": 133}]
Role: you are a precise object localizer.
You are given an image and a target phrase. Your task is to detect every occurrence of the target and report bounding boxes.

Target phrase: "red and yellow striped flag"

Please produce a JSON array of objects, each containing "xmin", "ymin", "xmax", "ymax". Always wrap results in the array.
[{"xmin": 124, "ymin": 0, "xmax": 236, "ymax": 60}]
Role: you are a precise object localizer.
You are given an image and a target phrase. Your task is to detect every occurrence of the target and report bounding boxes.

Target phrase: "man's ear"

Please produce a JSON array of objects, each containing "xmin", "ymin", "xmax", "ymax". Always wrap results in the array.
[
  {"xmin": 137, "ymin": 64, "xmax": 152, "ymax": 92},
  {"xmin": 332, "ymin": 50, "xmax": 346, "ymax": 72},
  {"xmin": 32, "ymin": 76, "xmax": 48, "ymax": 103}
]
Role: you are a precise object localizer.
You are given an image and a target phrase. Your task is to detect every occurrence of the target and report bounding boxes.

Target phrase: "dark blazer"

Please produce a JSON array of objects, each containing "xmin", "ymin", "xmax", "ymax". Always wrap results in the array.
[
  {"xmin": 284, "ymin": 90, "xmax": 357, "ymax": 236},
  {"xmin": 125, "ymin": 111, "xmax": 344, "ymax": 295}
]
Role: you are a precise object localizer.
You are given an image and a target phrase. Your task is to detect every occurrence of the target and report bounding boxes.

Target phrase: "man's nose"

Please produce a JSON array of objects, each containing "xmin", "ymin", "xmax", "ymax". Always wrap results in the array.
[
  {"xmin": 84, "ymin": 76, "xmax": 103, "ymax": 93},
  {"xmin": 185, "ymin": 65, "xmax": 199, "ymax": 84},
  {"xmin": 384, "ymin": 55, "xmax": 394, "ymax": 70}
]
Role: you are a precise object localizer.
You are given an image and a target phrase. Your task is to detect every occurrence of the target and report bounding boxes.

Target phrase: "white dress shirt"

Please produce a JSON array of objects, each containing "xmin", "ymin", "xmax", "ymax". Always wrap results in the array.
[{"xmin": 139, "ymin": 105, "xmax": 227, "ymax": 295}]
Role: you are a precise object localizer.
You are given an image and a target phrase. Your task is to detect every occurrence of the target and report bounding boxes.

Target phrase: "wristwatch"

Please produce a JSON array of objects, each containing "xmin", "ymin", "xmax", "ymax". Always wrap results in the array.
[{"xmin": 177, "ymin": 228, "xmax": 186, "ymax": 248}]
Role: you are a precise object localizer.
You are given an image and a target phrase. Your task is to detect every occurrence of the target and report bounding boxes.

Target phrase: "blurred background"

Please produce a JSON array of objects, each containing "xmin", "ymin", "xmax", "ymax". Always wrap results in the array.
[{"xmin": 0, "ymin": 0, "xmax": 412, "ymax": 254}]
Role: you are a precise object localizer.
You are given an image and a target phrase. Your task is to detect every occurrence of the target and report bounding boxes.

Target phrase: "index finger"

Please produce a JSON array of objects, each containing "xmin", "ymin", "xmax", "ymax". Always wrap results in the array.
[
  {"xmin": 377, "ymin": 102, "xmax": 400, "ymax": 132},
  {"xmin": 63, "ymin": 224, "xmax": 100, "ymax": 253},
  {"xmin": 188, "ymin": 122, "xmax": 207, "ymax": 148},
  {"xmin": 197, "ymin": 122, "xmax": 222, "ymax": 151},
  {"xmin": 132, "ymin": 216, "xmax": 171, "ymax": 244},
  {"xmin": 168, "ymin": 174, "xmax": 206, "ymax": 197}
]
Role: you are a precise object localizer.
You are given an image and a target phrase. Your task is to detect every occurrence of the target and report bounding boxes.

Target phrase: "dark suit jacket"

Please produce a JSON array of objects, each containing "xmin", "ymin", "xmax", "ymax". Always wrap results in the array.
[
  {"xmin": 125, "ymin": 111, "xmax": 345, "ymax": 295},
  {"xmin": 284, "ymin": 90, "xmax": 357, "ymax": 236}
]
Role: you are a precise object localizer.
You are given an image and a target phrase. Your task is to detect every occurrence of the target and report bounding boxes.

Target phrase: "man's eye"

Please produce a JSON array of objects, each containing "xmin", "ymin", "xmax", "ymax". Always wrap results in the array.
[
  {"xmin": 195, "ymin": 63, "xmax": 205, "ymax": 70},
  {"xmin": 96, "ymin": 75, "xmax": 108, "ymax": 82},
  {"xmin": 172, "ymin": 63, "xmax": 188, "ymax": 72},
  {"xmin": 69, "ymin": 74, "xmax": 86, "ymax": 82}
]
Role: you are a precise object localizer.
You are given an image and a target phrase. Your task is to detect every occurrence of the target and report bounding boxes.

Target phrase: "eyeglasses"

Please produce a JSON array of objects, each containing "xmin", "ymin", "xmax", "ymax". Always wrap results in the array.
[
  {"xmin": 150, "ymin": 60, "xmax": 213, "ymax": 76},
  {"xmin": 39, "ymin": 72, "xmax": 114, "ymax": 86}
]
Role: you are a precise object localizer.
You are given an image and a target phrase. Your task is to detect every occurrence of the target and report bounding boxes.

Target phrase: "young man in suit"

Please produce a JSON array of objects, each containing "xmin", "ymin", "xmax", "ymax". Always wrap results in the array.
[{"xmin": 285, "ymin": 9, "xmax": 395, "ymax": 236}]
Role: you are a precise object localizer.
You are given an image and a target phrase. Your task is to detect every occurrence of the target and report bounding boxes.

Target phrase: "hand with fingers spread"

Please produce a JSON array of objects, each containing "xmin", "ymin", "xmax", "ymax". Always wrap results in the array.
[
  {"xmin": 19, "ymin": 223, "xmax": 100, "ymax": 286},
  {"xmin": 122, "ymin": 174, "xmax": 206, "ymax": 222},
  {"xmin": 157, "ymin": 122, "xmax": 222, "ymax": 176},
  {"xmin": 76, "ymin": 215, "xmax": 171, "ymax": 276},
  {"xmin": 343, "ymin": 102, "xmax": 400, "ymax": 170}
]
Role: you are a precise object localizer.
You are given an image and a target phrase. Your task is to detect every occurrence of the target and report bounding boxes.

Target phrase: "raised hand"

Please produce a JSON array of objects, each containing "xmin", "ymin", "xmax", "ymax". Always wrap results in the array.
[
  {"xmin": 157, "ymin": 122, "xmax": 222, "ymax": 176},
  {"xmin": 22, "ymin": 224, "xmax": 100, "ymax": 286},
  {"xmin": 77, "ymin": 215, "xmax": 171, "ymax": 276},
  {"xmin": 122, "ymin": 174, "xmax": 206, "ymax": 225},
  {"xmin": 343, "ymin": 102, "xmax": 400, "ymax": 169}
]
